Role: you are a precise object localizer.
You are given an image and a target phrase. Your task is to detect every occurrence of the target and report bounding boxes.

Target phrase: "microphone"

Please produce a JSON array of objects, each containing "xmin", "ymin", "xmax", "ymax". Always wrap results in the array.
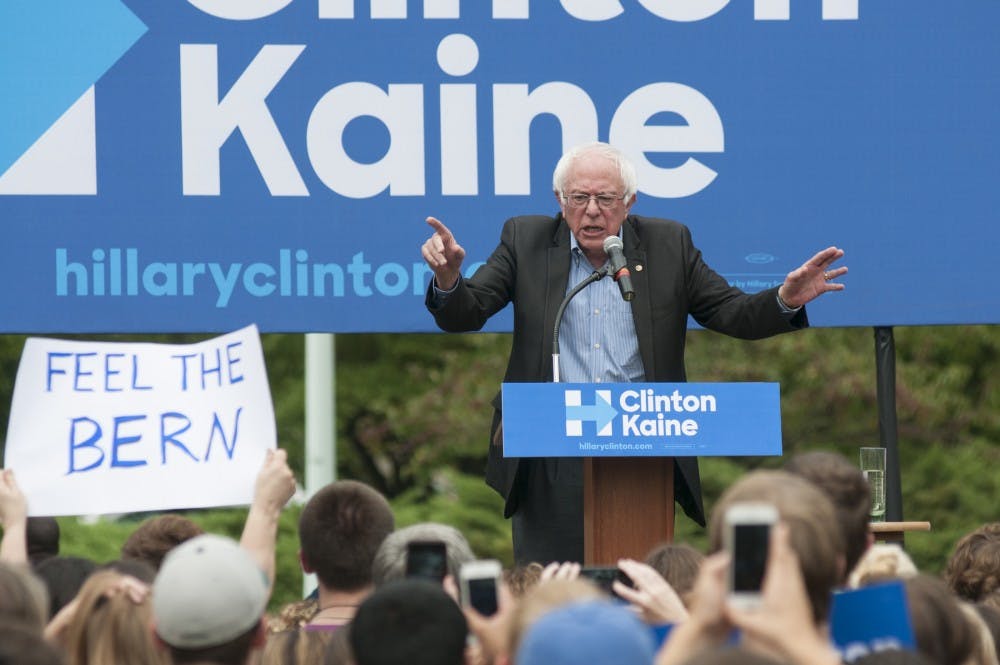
[{"xmin": 603, "ymin": 236, "xmax": 635, "ymax": 301}]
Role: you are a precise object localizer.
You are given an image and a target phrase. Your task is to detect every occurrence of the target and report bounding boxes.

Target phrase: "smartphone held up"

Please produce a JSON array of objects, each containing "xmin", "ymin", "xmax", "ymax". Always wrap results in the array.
[
  {"xmin": 724, "ymin": 502, "xmax": 778, "ymax": 609},
  {"xmin": 405, "ymin": 540, "xmax": 448, "ymax": 584},
  {"xmin": 579, "ymin": 566, "xmax": 635, "ymax": 599},
  {"xmin": 459, "ymin": 559, "xmax": 502, "ymax": 617}
]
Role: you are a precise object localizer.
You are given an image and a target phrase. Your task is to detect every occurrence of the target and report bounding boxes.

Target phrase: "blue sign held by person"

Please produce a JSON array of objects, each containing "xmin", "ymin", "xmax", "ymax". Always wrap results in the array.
[{"xmin": 830, "ymin": 581, "xmax": 916, "ymax": 661}]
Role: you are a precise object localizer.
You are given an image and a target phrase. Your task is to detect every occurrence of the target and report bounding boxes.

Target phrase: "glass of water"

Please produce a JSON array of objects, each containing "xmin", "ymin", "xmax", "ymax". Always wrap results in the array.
[{"xmin": 860, "ymin": 447, "xmax": 887, "ymax": 522}]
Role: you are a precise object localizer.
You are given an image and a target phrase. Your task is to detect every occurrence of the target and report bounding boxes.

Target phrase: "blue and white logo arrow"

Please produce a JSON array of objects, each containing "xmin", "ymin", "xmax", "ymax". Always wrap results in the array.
[
  {"xmin": 0, "ymin": 0, "xmax": 147, "ymax": 176},
  {"xmin": 565, "ymin": 389, "xmax": 618, "ymax": 437}
]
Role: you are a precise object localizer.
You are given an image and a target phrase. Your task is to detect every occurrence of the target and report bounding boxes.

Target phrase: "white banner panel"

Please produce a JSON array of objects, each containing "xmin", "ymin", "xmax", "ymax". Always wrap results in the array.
[{"xmin": 3, "ymin": 325, "xmax": 275, "ymax": 516}]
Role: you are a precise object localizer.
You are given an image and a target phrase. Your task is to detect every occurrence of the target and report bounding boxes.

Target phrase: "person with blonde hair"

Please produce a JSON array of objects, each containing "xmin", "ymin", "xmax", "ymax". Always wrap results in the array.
[
  {"xmin": 260, "ymin": 629, "xmax": 335, "ymax": 665},
  {"xmin": 58, "ymin": 570, "xmax": 168, "ymax": 665},
  {"xmin": 0, "ymin": 560, "xmax": 49, "ymax": 632}
]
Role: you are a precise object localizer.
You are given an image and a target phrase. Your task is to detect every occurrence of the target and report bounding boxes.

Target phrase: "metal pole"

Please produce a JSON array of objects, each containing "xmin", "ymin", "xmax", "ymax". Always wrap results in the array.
[
  {"xmin": 874, "ymin": 326, "xmax": 903, "ymax": 522},
  {"xmin": 303, "ymin": 332, "xmax": 336, "ymax": 596},
  {"xmin": 305, "ymin": 333, "xmax": 336, "ymax": 492}
]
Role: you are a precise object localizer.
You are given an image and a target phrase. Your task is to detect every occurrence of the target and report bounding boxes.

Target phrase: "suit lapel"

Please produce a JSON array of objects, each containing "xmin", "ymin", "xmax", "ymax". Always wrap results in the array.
[
  {"xmin": 624, "ymin": 218, "xmax": 654, "ymax": 379},
  {"xmin": 542, "ymin": 218, "xmax": 571, "ymax": 381}
]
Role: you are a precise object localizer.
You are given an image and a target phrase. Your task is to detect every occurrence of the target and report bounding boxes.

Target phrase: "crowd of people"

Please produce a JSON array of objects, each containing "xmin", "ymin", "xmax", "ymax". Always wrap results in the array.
[{"xmin": 2, "ymin": 449, "xmax": 1000, "ymax": 665}]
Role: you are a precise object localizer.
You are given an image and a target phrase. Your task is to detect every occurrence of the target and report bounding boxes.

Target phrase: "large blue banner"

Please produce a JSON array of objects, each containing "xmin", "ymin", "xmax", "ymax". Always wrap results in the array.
[{"xmin": 1, "ymin": 1, "xmax": 997, "ymax": 333}]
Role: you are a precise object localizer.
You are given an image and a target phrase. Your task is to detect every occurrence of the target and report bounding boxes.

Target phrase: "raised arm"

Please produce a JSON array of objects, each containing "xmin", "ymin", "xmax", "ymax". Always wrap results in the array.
[
  {"xmin": 0, "ymin": 469, "xmax": 29, "ymax": 566},
  {"xmin": 240, "ymin": 448, "xmax": 296, "ymax": 590}
]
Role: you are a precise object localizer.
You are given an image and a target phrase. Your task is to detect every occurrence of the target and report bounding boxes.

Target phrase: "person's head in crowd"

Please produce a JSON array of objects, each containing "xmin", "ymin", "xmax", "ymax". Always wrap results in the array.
[
  {"xmin": 976, "ymin": 603, "xmax": 1000, "ymax": 664},
  {"xmin": 0, "ymin": 622, "xmax": 67, "ymax": 665},
  {"xmin": 903, "ymin": 574, "xmax": 979, "ymax": 665},
  {"xmin": 848, "ymin": 543, "xmax": 918, "ymax": 588},
  {"xmin": 958, "ymin": 600, "xmax": 1000, "ymax": 665},
  {"xmin": 370, "ymin": 522, "xmax": 474, "ymax": 586},
  {"xmin": 849, "ymin": 649, "xmax": 936, "ymax": 665},
  {"xmin": 504, "ymin": 562, "xmax": 545, "ymax": 598},
  {"xmin": 946, "ymin": 522, "xmax": 1000, "ymax": 603},
  {"xmin": 0, "ymin": 561, "xmax": 49, "ymax": 632},
  {"xmin": 60, "ymin": 570, "xmax": 168, "ymax": 665},
  {"xmin": 709, "ymin": 469, "xmax": 844, "ymax": 625},
  {"xmin": 507, "ymin": 578, "xmax": 606, "ymax": 658},
  {"xmin": 516, "ymin": 599, "xmax": 654, "ymax": 665},
  {"xmin": 785, "ymin": 450, "xmax": 872, "ymax": 580},
  {"xmin": 298, "ymin": 480, "xmax": 394, "ymax": 594},
  {"xmin": 152, "ymin": 534, "xmax": 269, "ymax": 665},
  {"xmin": 99, "ymin": 557, "xmax": 158, "ymax": 584},
  {"xmin": 33, "ymin": 555, "xmax": 97, "ymax": 620},
  {"xmin": 644, "ymin": 542, "xmax": 704, "ymax": 604},
  {"xmin": 121, "ymin": 514, "xmax": 205, "ymax": 571},
  {"xmin": 26, "ymin": 517, "xmax": 60, "ymax": 567},
  {"xmin": 259, "ymin": 630, "xmax": 333, "ymax": 665},
  {"xmin": 678, "ymin": 645, "xmax": 788, "ymax": 665},
  {"xmin": 349, "ymin": 579, "xmax": 467, "ymax": 665}
]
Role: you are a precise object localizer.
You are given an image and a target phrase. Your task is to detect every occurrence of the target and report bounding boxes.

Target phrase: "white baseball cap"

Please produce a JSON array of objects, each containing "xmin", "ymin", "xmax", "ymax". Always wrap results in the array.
[{"xmin": 152, "ymin": 534, "xmax": 269, "ymax": 649}]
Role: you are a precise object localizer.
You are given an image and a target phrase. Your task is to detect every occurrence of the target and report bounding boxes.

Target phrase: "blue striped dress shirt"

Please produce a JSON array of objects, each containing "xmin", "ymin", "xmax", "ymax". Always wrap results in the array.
[{"xmin": 557, "ymin": 233, "xmax": 645, "ymax": 383}]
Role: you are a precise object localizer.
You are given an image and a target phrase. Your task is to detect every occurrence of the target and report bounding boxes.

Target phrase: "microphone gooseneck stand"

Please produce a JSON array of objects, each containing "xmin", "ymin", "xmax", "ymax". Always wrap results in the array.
[{"xmin": 551, "ymin": 268, "xmax": 609, "ymax": 383}]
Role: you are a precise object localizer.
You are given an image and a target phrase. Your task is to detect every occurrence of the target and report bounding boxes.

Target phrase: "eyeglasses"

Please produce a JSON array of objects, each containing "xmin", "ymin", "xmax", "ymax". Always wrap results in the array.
[{"xmin": 562, "ymin": 192, "xmax": 626, "ymax": 209}]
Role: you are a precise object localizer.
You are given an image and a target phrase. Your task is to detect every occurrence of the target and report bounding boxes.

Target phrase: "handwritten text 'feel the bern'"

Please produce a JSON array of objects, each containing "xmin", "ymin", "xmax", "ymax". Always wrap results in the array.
[{"xmin": 44, "ymin": 342, "xmax": 248, "ymax": 474}]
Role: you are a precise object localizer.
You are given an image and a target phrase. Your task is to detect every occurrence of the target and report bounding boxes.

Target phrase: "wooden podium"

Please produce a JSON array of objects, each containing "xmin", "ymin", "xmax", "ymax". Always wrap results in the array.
[{"xmin": 583, "ymin": 457, "xmax": 674, "ymax": 564}]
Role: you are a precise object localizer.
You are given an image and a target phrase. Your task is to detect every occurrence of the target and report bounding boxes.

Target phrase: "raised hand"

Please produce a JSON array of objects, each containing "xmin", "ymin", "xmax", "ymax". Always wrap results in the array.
[
  {"xmin": 421, "ymin": 217, "xmax": 466, "ymax": 290},
  {"xmin": 654, "ymin": 553, "xmax": 731, "ymax": 665},
  {"xmin": 539, "ymin": 561, "xmax": 581, "ymax": 582},
  {"xmin": 240, "ymin": 448, "xmax": 296, "ymax": 588},
  {"xmin": 777, "ymin": 246, "xmax": 847, "ymax": 308},
  {"xmin": 614, "ymin": 558, "xmax": 689, "ymax": 624},
  {"xmin": 727, "ymin": 523, "xmax": 841, "ymax": 665},
  {"xmin": 253, "ymin": 448, "xmax": 296, "ymax": 513},
  {"xmin": 0, "ymin": 469, "xmax": 28, "ymax": 565}
]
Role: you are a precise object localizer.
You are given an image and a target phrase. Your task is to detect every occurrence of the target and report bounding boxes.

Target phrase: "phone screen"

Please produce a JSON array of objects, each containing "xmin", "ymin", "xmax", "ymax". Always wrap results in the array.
[
  {"xmin": 580, "ymin": 566, "xmax": 634, "ymax": 598},
  {"xmin": 466, "ymin": 576, "xmax": 499, "ymax": 616},
  {"xmin": 406, "ymin": 541, "xmax": 447, "ymax": 583},
  {"xmin": 731, "ymin": 523, "xmax": 770, "ymax": 593}
]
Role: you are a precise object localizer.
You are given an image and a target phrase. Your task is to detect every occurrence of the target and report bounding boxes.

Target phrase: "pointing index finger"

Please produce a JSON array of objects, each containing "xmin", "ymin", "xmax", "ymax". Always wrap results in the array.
[{"xmin": 425, "ymin": 216, "xmax": 453, "ymax": 241}]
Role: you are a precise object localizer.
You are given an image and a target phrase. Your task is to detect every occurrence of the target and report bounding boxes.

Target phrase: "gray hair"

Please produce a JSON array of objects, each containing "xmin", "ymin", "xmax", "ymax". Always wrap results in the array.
[
  {"xmin": 370, "ymin": 522, "xmax": 476, "ymax": 587},
  {"xmin": 552, "ymin": 142, "xmax": 638, "ymax": 199}
]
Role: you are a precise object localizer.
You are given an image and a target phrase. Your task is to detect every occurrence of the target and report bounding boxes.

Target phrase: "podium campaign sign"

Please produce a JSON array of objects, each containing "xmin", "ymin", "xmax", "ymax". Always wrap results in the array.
[
  {"xmin": 501, "ymin": 382, "xmax": 781, "ymax": 457},
  {"xmin": 3, "ymin": 325, "xmax": 275, "ymax": 516}
]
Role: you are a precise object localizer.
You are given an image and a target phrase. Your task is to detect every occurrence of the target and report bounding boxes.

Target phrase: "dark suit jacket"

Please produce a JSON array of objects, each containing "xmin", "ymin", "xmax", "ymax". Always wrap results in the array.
[{"xmin": 427, "ymin": 214, "xmax": 807, "ymax": 527}]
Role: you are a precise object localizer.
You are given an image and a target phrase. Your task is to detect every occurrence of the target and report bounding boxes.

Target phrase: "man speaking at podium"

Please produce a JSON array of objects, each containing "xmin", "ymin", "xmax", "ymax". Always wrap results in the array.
[{"xmin": 421, "ymin": 142, "xmax": 846, "ymax": 564}]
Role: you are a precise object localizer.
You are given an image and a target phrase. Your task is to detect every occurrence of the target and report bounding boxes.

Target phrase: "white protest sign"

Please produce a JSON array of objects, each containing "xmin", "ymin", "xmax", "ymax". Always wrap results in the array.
[{"xmin": 3, "ymin": 325, "xmax": 276, "ymax": 516}]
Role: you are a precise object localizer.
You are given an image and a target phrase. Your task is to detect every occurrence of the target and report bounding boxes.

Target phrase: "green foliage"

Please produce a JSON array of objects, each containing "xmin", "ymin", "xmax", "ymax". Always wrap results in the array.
[
  {"xmin": 679, "ymin": 324, "xmax": 1000, "ymax": 573},
  {"xmin": 391, "ymin": 468, "xmax": 512, "ymax": 567},
  {"xmin": 4, "ymin": 323, "xmax": 1000, "ymax": 600},
  {"xmin": 333, "ymin": 333, "xmax": 509, "ymax": 497}
]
